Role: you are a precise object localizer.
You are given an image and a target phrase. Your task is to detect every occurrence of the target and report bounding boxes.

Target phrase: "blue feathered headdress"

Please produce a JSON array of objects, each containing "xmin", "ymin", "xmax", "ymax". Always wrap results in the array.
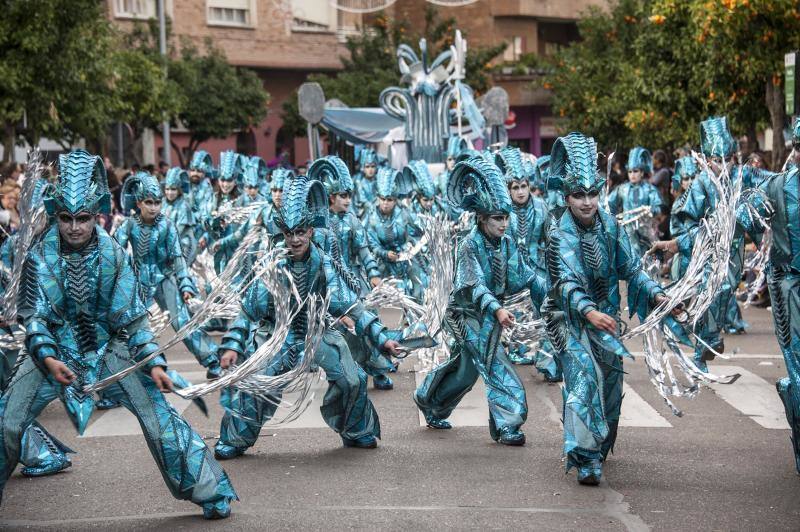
[
  {"xmin": 792, "ymin": 116, "xmax": 800, "ymax": 143},
  {"xmin": 218, "ymin": 151, "xmax": 243, "ymax": 182},
  {"xmin": 672, "ymin": 156, "xmax": 698, "ymax": 190},
  {"xmin": 627, "ymin": 147, "xmax": 652, "ymax": 174},
  {"xmin": 189, "ymin": 150, "xmax": 214, "ymax": 174},
  {"xmin": 447, "ymin": 155, "xmax": 512, "ymax": 214},
  {"xmin": 121, "ymin": 171, "xmax": 162, "ymax": 213},
  {"xmin": 164, "ymin": 167, "xmax": 190, "ymax": 194},
  {"xmin": 445, "ymin": 136, "xmax": 469, "ymax": 159},
  {"xmin": 495, "ymin": 146, "xmax": 527, "ymax": 183},
  {"xmin": 270, "ymin": 168, "xmax": 292, "ymax": 191},
  {"xmin": 700, "ymin": 116, "xmax": 736, "ymax": 158},
  {"xmin": 532, "ymin": 155, "xmax": 550, "ymax": 192},
  {"xmin": 549, "ymin": 133, "xmax": 604, "ymax": 196},
  {"xmin": 403, "ymin": 160, "xmax": 436, "ymax": 199},
  {"xmin": 309, "ymin": 156, "xmax": 354, "ymax": 195},
  {"xmin": 376, "ymin": 167, "xmax": 413, "ymax": 198},
  {"xmin": 275, "ymin": 175, "xmax": 329, "ymax": 231},
  {"xmin": 242, "ymin": 156, "xmax": 267, "ymax": 189},
  {"xmin": 44, "ymin": 149, "xmax": 110, "ymax": 216},
  {"xmin": 359, "ymin": 148, "xmax": 378, "ymax": 167}
]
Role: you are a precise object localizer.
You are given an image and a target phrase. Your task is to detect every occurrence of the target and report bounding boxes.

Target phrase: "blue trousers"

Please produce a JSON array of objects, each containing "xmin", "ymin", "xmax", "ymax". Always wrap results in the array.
[{"xmin": 0, "ymin": 355, "xmax": 237, "ymax": 507}]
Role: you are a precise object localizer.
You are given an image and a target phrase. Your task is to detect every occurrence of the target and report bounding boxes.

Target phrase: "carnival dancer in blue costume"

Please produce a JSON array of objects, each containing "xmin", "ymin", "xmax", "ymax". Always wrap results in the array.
[
  {"xmin": 200, "ymin": 150, "xmax": 244, "ymax": 274},
  {"xmin": 0, "ymin": 177, "xmax": 73, "ymax": 479},
  {"xmin": 364, "ymin": 167, "xmax": 425, "ymax": 300},
  {"xmin": 607, "ymin": 147, "xmax": 664, "ymax": 257},
  {"xmin": 496, "ymin": 147, "xmax": 561, "ymax": 381},
  {"xmin": 115, "ymin": 172, "xmax": 221, "ymax": 378},
  {"xmin": 652, "ymin": 117, "xmax": 768, "ymax": 368},
  {"xmin": 437, "ymin": 136, "xmax": 469, "ymax": 197},
  {"xmin": 405, "ymin": 160, "xmax": 444, "ymax": 217},
  {"xmin": 188, "ymin": 149, "xmax": 215, "ymax": 212},
  {"xmin": 239, "ymin": 156, "xmax": 268, "ymax": 207},
  {"xmin": 162, "ymin": 167, "xmax": 199, "ymax": 265},
  {"xmin": 748, "ymin": 119, "xmax": 800, "ymax": 474},
  {"xmin": 413, "ymin": 155, "xmax": 540, "ymax": 445},
  {"xmin": 213, "ymin": 174, "xmax": 402, "ymax": 458},
  {"xmin": 0, "ymin": 150, "xmax": 237, "ymax": 518},
  {"xmin": 354, "ymin": 148, "xmax": 379, "ymax": 217},
  {"xmin": 309, "ymin": 156, "xmax": 395, "ymax": 391},
  {"xmin": 544, "ymin": 133, "xmax": 675, "ymax": 486},
  {"xmin": 668, "ymin": 156, "xmax": 700, "ymax": 281},
  {"xmin": 537, "ymin": 155, "xmax": 565, "ymax": 214}
]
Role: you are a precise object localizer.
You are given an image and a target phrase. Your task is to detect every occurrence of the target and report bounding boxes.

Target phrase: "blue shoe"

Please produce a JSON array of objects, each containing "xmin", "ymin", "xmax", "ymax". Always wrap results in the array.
[
  {"xmin": 577, "ymin": 459, "xmax": 603, "ymax": 486},
  {"xmin": 342, "ymin": 435, "xmax": 378, "ymax": 449},
  {"xmin": 497, "ymin": 426, "xmax": 526, "ymax": 446},
  {"xmin": 373, "ymin": 374, "xmax": 394, "ymax": 390},
  {"xmin": 214, "ymin": 442, "xmax": 245, "ymax": 460},
  {"xmin": 424, "ymin": 415, "xmax": 452, "ymax": 430},
  {"xmin": 96, "ymin": 397, "xmax": 120, "ymax": 410},
  {"xmin": 509, "ymin": 353, "xmax": 535, "ymax": 365},
  {"xmin": 21, "ymin": 456, "xmax": 72, "ymax": 477},
  {"xmin": 202, "ymin": 497, "xmax": 232, "ymax": 519}
]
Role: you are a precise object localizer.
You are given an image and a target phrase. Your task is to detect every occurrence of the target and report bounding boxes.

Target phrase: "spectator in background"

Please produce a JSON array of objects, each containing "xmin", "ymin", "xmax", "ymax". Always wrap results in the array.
[
  {"xmin": 746, "ymin": 151, "xmax": 769, "ymax": 170},
  {"xmin": 0, "ymin": 163, "xmax": 22, "ymax": 186},
  {"xmin": 650, "ymin": 150, "xmax": 672, "ymax": 203},
  {"xmin": 158, "ymin": 161, "xmax": 169, "ymax": 178},
  {"xmin": 0, "ymin": 183, "xmax": 21, "ymax": 242},
  {"xmin": 608, "ymin": 155, "xmax": 626, "ymax": 190}
]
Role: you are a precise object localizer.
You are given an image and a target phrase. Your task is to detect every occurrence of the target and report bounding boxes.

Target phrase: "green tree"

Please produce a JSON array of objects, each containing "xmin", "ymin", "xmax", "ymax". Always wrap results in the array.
[
  {"xmin": 169, "ymin": 41, "xmax": 270, "ymax": 166},
  {"xmin": 0, "ymin": 0, "xmax": 119, "ymax": 160},
  {"xmin": 281, "ymin": 7, "xmax": 505, "ymax": 138},
  {"xmin": 543, "ymin": 0, "xmax": 800, "ymax": 160}
]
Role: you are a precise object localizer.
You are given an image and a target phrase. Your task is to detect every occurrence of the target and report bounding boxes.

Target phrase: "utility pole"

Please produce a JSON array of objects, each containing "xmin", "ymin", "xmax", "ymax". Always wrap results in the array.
[{"xmin": 158, "ymin": 0, "xmax": 171, "ymax": 165}]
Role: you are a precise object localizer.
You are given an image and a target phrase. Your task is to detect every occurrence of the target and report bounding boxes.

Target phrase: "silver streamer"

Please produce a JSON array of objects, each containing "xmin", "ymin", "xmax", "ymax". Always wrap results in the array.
[{"xmin": 625, "ymin": 154, "xmax": 744, "ymax": 415}]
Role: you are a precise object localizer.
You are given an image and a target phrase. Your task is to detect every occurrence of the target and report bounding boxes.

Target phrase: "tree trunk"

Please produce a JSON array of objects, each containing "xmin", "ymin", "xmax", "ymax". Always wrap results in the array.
[
  {"xmin": 2, "ymin": 122, "xmax": 15, "ymax": 163},
  {"xmin": 766, "ymin": 78, "xmax": 787, "ymax": 170},
  {"xmin": 171, "ymin": 139, "xmax": 186, "ymax": 168}
]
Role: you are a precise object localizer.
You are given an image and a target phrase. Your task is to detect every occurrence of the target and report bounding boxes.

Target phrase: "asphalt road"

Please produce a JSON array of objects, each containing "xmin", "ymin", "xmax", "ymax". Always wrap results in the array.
[{"xmin": 1, "ymin": 304, "xmax": 799, "ymax": 531}]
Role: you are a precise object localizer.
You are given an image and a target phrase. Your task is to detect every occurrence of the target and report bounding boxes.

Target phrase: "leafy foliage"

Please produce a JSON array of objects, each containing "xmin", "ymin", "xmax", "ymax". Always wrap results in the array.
[{"xmin": 542, "ymin": 0, "xmax": 800, "ymax": 159}]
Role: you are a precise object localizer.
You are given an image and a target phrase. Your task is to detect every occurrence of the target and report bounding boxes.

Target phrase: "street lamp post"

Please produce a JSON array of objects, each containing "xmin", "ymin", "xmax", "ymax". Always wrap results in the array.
[{"xmin": 157, "ymin": 0, "xmax": 171, "ymax": 166}]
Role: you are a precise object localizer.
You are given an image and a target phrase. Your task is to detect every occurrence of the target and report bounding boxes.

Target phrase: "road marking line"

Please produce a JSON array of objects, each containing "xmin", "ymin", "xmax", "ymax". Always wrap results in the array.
[
  {"xmin": 80, "ymin": 371, "xmax": 206, "ymax": 438},
  {"xmin": 708, "ymin": 364, "xmax": 789, "ymax": 429},
  {"xmin": 414, "ymin": 369, "xmax": 489, "ymax": 427},
  {"xmin": 619, "ymin": 383, "xmax": 672, "ymax": 427}
]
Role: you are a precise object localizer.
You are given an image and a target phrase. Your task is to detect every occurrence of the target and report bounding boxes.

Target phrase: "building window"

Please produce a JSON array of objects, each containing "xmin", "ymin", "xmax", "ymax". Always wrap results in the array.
[
  {"xmin": 207, "ymin": 0, "xmax": 255, "ymax": 27},
  {"xmin": 291, "ymin": 0, "xmax": 335, "ymax": 32},
  {"xmin": 114, "ymin": 0, "xmax": 156, "ymax": 19},
  {"xmin": 503, "ymin": 36, "xmax": 522, "ymax": 62}
]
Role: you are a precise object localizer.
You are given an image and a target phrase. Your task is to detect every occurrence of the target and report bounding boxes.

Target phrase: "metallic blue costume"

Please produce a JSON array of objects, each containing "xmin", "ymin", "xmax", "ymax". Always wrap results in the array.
[
  {"xmin": 437, "ymin": 136, "xmax": 469, "ymax": 197},
  {"xmin": 607, "ymin": 147, "xmax": 664, "ymax": 257},
  {"xmin": 669, "ymin": 156, "xmax": 700, "ymax": 281},
  {"xmin": 414, "ymin": 155, "xmax": 534, "ymax": 445},
  {"xmin": 0, "ymin": 216, "xmax": 73, "ymax": 478},
  {"xmin": 671, "ymin": 117, "xmax": 763, "ymax": 367},
  {"xmin": 754, "ymin": 120, "xmax": 800, "ymax": 473},
  {"xmin": 544, "ymin": 133, "xmax": 664, "ymax": 485},
  {"xmin": 354, "ymin": 149, "xmax": 379, "ymax": 216},
  {"xmin": 496, "ymin": 147, "xmax": 560, "ymax": 380},
  {"xmin": 239, "ymin": 156, "xmax": 268, "ymax": 207},
  {"xmin": 309, "ymin": 156, "xmax": 394, "ymax": 390},
  {"xmin": 202, "ymin": 151, "xmax": 244, "ymax": 274},
  {"xmin": 406, "ymin": 160, "xmax": 444, "ymax": 218},
  {"xmin": 364, "ymin": 167, "xmax": 425, "ymax": 300},
  {"xmin": 215, "ymin": 174, "xmax": 391, "ymax": 458},
  {"xmin": 162, "ymin": 167, "xmax": 199, "ymax": 264},
  {"xmin": 116, "ymin": 172, "xmax": 221, "ymax": 375},
  {"xmin": 0, "ymin": 150, "xmax": 236, "ymax": 518},
  {"xmin": 188, "ymin": 150, "xmax": 215, "ymax": 212}
]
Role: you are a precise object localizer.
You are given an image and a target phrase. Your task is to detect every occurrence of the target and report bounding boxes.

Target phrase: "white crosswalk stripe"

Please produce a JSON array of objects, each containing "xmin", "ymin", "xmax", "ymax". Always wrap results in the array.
[
  {"xmin": 619, "ymin": 383, "xmax": 672, "ymax": 427},
  {"xmin": 707, "ymin": 364, "xmax": 789, "ymax": 430},
  {"xmin": 80, "ymin": 371, "xmax": 206, "ymax": 438},
  {"xmin": 413, "ymin": 369, "xmax": 490, "ymax": 427}
]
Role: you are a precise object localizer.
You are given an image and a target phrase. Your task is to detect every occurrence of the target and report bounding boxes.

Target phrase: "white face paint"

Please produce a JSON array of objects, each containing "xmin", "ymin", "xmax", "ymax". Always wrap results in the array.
[
  {"xmin": 566, "ymin": 189, "xmax": 599, "ymax": 227},
  {"xmin": 479, "ymin": 213, "xmax": 509, "ymax": 240},
  {"xmin": 330, "ymin": 192, "xmax": 351, "ymax": 213},
  {"xmin": 628, "ymin": 168, "xmax": 643, "ymax": 184},
  {"xmin": 364, "ymin": 164, "xmax": 377, "ymax": 178},
  {"xmin": 137, "ymin": 198, "xmax": 162, "ymax": 223},
  {"xmin": 508, "ymin": 180, "xmax": 530, "ymax": 206}
]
